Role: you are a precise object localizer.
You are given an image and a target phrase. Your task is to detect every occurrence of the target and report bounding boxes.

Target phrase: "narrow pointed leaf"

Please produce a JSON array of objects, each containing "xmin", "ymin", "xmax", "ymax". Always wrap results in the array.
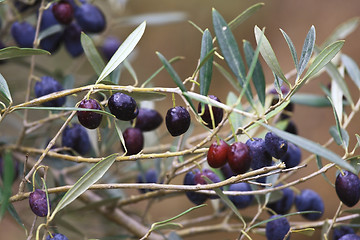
[
  {"xmin": 97, "ymin": 21, "xmax": 146, "ymax": 83},
  {"xmin": 227, "ymin": 91, "xmax": 242, "ymax": 130},
  {"xmin": 0, "ymin": 47, "xmax": 50, "ymax": 60},
  {"xmin": 325, "ymin": 61, "xmax": 353, "ymax": 106},
  {"xmin": 153, "ymin": 204, "xmax": 205, "ymax": 226},
  {"xmin": 274, "ymin": 73, "xmax": 283, "ymax": 97},
  {"xmin": 7, "ymin": 203, "xmax": 26, "ymax": 231},
  {"xmin": 290, "ymin": 93, "xmax": 331, "ymax": 107},
  {"xmin": 330, "ymin": 77, "xmax": 344, "ymax": 124},
  {"xmin": 152, "ymin": 223, "xmax": 182, "ymax": 231},
  {"xmin": 249, "ymin": 211, "xmax": 320, "ymax": 230},
  {"xmin": 228, "ymin": 3, "xmax": 264, "ymax": 30},
  {"xmin": 316, "ymin": 156, "xmax": 334, "ymax": 187},
  {"xmin": 342, "ymin": 54, "xmax": 360, "ymax": 89},
  {"xmin": 0, "ymin": 151, "xmax": 14, "ymax": 219},
  {"xmin": 0, "ymin": 73, "xmax": 12, "ymax": 105},
  {"xmin": 254, "ymin": 26, "xmax": 289, "ymax": 85},
  {"xmin": 16, "ymin": 106, "xmax": 115, "ymax": 118},
  {"xmin": 214, "ymin": 62, "xmax": 240, "ymax": 92},
  {"xmin": 303, "ymin": 40, "xmax": 344, "ymax": 81},
  {"xmin": 81, "ymin": 32, "xmax": 106, "ymax": 76},
  {"xmin": 199, "ymin": 29, "xmax": 213, "ymax": 96},
  {"xmin": 123, "ymin": 60, "xmax": 138, "ymax": 85},
  {"xmin": 298, "ymin": 26, "xmax": 316, "ymax": 77},
  {"xmin": 322, "ymin": 17, "xmax": 360, "ymax": 48},
  {"xmin": 212, "ymin": 9, "xmax": 253, "ymax": 102},
  {"xmin": 330, "ymin": 126, "xmax": 349, "ymax": 148},
  {"xmin": 259, "ymin": 123, "xmax": 356, "ymax": 173},
  {"xmin": 114, "ymin": 121, "xmax": 127, "ymax": 154},
  {"xmin": 280, "ymin": 29, "xmax": 299, "ymax": 72},
  {"xmin": 203, "ymin": 177, "xmax": 246, "ymax": 224},
  {"xmin": 116, "ymin": 12, "xmax": 187, "ymax": 26},
  {"xmin": 243, "ymin": 40, "xmax": 265, "ymax": 106},
  {"xmin": 50, "ymin": 154, "xmax": 118, "ymax": 218},
  {"xmin": 38, "ymin": 24, "xmax": 63, "ymax": 41},
  {"xmin": 142, "ymin": 56, "xmax": 183, "ymax": 87},
  {"xmin": 156, "ymin": 52, "xmax": 196, "ymax": 112}
]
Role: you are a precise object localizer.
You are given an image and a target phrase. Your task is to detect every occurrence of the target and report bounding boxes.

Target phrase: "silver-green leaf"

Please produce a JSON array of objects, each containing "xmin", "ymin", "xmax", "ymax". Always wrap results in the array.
[
  {"xmin": 243, "ymin": 40, "xmax": 265, "ymax": 106},
  {"xmin": 280, "ymin": 29, "xmax": 299, "ymax": 73},
  {"xmin": 50, "ymin": 154, "xmax": 118, "ymax": 219},
  {"xmin": 0, "ymin": 47, "xmax": 50, "ymax": 60},
  {"xmin": 156, "ymin": 52, "xmax": 196, "ymax": 112},
  {"xmin": 342, "ymin": 54, "xmax": 360, "ymax": 89},
  {"xmin": 259, "ymin": 123, "xmax": 356, "ymax": 173},
  {"xmin": 212, "ymin": 9, "xmax": 253, "ymax": 102},
  {"xmin": 81, "ymin": 32, "xmax": 106, "ymax": 77},
  {"xmin": 298, "ymin": 26, "xmax": 316, "ymax": 77},
  {"xmin": 0, "ymin": 73, "xmax": 12, "ymax": 106},
  {"xmin": 254, "ymin": 26, "xmax": 289, "ymax": 85},
  {"xmin": 303, "ymin": 40, "xmax": 344, "ymax": 82},
  {"xmin": 199, "ymin": 29, "xmax": 213, "ymax": 96},
  {"xmin": 290, "ymin": 93, "xmax": 331, "ymax": 107},
  {"xmin": 96, "ymin": 21, "xmax": 146, "ymax": 83}
]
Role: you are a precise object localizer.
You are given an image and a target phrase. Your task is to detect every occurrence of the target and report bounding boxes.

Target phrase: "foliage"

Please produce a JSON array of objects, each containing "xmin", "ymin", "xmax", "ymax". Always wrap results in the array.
[{"xmin": 0, "ymin": 1, "xmax": 359, "ymax": 240}]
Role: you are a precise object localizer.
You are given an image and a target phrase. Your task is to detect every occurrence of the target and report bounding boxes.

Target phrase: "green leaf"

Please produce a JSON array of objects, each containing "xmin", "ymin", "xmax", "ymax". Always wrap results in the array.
[
  {"xmin": 15, "ymin": 106, "xmax": 115, "ymax": 118},
  {"xmin": 142, "ymin": 56, "xmax": 183, "ymax": 87},
  {"xmin": 109, "ymin": 65, "xmax": 122, "ymax": 85},
  {"xmin": 329, "ymin": 126, "xmax": 349, "ymax": 149},
  {"xmin": 249, "ymin": 211, "xmax": 321, "ymax": 230},
  {"xmin": 152, "ymin": 223, "xmax": 182, "ymax": 231},
  {"xmin": 228, "ymin": 3, "xmax": 264, "ymax": 30},
  {"xmin": 114, "ymin": 121, "xmax": 127, "ymax": 154},
  {"xmin": 298, "ymin": 26, "xmax": 316, "ymax": 77},
  {"xmin": 188, "ymin": 20, "xmax": 204, "ymax": 34},
  {"xmin": 96, "ymin": 21, "xmax": 146, "ymax": 83},
  {"xmin": 38, "ymin": 24, "xmax": 64, "ymax": 41},
  {"xmin": 303, "ymin": 40, "xmax": 344, "ymax": 81},
  {"xmin": 325, "ymin": 61, "xmax": 353, "ymax": 106},
  {"xmin": 50, "ymin": 154, "xmax": 118, "ymax": 219},
  {"xmin": 259, "ymin": 123, "xmax": 356, "ymax": 173},
  {"xmin": 203, "ymin": 176, "xmax": 246, "ymax": 225},
  {"xmin": 0, "ymin": 73, "xmax": 12, "ymax": 105},
  {"xmin": 243, "ymin": 40, "xmax": 265, "ymax": 106},
  {"xmin": 7, "ymin": 203, "xmax": 26, "ymax": 231},
  {"xmin": 226, "ymin": 91, "xmax": 242, "ymax": 130},
  {"xmin": 199, "ymin": 29, "xmax": 213, "ymax": 96},
  {"xmin": 156, "ymin": 52, "xmax": 196, "ymax": 112},
  {"xmin": 322, "ymin": 17, "xmax": 360, "ymax": 48},
  {"xmin": 330, "ymin": 78, "xmax": 344, "ymax": 124},
  {"xmin": 123, "ymin": 60, "xmax": 138, "ymax": 85},
  {"xmin": 214, "ymin": 62, "xmax": 240, "ymax": 92},
  {"xmin": 0, "ymin": 47, "xmax": 50, "ymax": 60},
  {"xmin": 81, "ymin": 32, "xmax": 106, "ymax": 76},
  {"xmin": 0, "ymin": 151, "xmax": 14, "ymax": 220},
  {"xmin": 212, "ymin": 9, "xmax": 253, "ymax": 102},
  {"xmin": 316, "ymin": 156, "xmax": 335, "ymax": 187},
  {"xmin": 342, "ymin": 54, "xmax": 360, "ymax": 89},
  {"xmin": 254, "ymin": 26, "xmax": 289, "ymax": 85},
  {"xmin": 290, "ymin": 93, "xmax": 331, "ymax": 107},
  {"xmin": 126, "ymin": 91, "xmax": 166, "ymax": 102},
  {"xmin": 280, "ymin": 29, "xmax": 299, "ymax": 73},
  {"xmin": 152, "ymin": 204, "xmax": 205, "ymax": 226},
  {"xmin": 328, "ymin": 97, "xmax": 344, "ymax": 146},
  {"xmin": 115, "ymin": 12, "xmax": 187, "ymax": 26}
]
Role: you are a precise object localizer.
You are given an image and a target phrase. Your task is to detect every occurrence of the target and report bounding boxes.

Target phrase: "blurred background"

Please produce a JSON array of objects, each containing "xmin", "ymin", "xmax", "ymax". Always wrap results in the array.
[{"xmin": 1, "ymin": 0, "xmax": 360, "ymax": 239}]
